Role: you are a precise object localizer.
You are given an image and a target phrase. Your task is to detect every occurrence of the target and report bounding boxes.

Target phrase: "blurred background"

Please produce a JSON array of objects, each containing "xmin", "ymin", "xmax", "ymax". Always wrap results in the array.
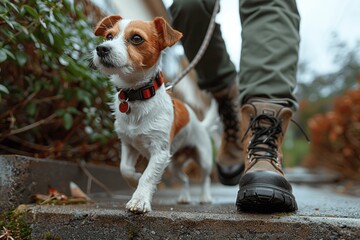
[{"xmin": 0, "ymin": 0, "xmax": 359, "ymax": 183}]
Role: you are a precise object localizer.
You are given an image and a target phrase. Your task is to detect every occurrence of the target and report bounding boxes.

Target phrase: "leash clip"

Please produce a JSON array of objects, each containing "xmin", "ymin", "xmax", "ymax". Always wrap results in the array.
[{"xmin": 165, "ymin": 83, "xmax": 173, "ymax": 91}]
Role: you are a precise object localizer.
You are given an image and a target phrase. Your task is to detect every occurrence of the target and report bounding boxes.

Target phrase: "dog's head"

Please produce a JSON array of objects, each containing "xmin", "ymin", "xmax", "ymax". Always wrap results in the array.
[{"xmin": 92, "ymin": 15, "xmax": 182, "ymax": 79}]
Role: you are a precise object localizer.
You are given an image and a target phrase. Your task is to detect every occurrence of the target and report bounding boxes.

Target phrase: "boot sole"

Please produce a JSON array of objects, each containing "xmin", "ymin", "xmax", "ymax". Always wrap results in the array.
[{"xmin": 236, "ymin": 183, "xmax": 298, "ymax": 213}]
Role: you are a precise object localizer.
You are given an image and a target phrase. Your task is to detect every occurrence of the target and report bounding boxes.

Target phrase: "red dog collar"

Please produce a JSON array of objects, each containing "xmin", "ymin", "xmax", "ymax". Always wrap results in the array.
[{"xmin": 116, "ymin": 72, "xmax": 164, "ymax": 114}]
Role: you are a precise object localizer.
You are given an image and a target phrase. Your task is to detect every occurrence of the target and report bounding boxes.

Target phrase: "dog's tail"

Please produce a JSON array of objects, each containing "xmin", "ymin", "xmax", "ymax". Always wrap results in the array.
[{"xmin": 200, "ymin": 98, "xmax": 220, "ymax": 134}]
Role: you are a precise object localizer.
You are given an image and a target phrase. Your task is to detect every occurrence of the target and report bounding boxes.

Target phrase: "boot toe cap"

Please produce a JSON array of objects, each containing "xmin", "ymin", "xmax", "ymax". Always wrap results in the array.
[
  {"xmin": 237, "ymin": 171, "xmax": 297, "ymax": 212},
  {"xmin": 239, "ymin": 170, "xmax": 293, "ymax": 192}
]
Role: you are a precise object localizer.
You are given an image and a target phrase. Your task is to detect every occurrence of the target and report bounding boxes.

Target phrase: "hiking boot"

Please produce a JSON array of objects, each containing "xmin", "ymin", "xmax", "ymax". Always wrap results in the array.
[
  {"xmin": 213, "ymin": 83, "xmax": 244, "ymax": 186},
  {"xmin": 236, "ymin": 98, "xmax": 297, "ymax": 212}
]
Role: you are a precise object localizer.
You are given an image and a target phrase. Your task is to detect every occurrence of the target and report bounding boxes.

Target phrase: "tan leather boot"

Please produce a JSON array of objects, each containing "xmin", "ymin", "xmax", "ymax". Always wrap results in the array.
[
  {"xmin": 236, "ymin": 98, "xmax": 297, "ymax": 212},
  {"xmin": 213, "ymin": 83, "xmax": 244, "ymax": 186}
]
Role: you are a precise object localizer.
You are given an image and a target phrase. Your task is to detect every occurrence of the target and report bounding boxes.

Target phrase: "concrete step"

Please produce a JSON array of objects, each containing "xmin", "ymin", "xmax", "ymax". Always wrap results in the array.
[
  {"xmin": 27, "ymin": 184, "xmax": 360, "ymax": 240},
  {"xmin": 0, "ymin": 155, "xmax": 127, "ymax": 211}
]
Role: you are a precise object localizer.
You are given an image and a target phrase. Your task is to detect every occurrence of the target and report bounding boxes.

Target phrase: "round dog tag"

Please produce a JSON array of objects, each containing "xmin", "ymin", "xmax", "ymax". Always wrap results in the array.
[
  {"xmin": 119, "ymin": 102, "xmax": 130, "ymax": 113},
  {"xmin": 118, "ymin": 91, "xmax": 127, "ymax": 101}
]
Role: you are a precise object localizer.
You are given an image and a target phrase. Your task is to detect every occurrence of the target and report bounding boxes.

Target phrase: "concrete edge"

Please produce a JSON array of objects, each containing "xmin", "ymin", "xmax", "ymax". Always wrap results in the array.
[{"xmin": 27, "ymin": 204, "xmax": 360, "ymax": 239}]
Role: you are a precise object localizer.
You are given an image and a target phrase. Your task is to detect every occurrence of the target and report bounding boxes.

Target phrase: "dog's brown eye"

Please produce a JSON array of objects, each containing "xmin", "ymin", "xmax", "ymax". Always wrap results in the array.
[
  {"xmin": 129, "ymin": 34, "xmax": 144, "ymax": 45},
  {"xmin": 106, "ymin": 33, "xmax": 113, "ymax": 40}
]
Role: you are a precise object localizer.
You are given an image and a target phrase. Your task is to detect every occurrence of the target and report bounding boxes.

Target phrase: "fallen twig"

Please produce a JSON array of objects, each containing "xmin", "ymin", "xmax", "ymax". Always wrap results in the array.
[{"xmin": 77, "ymin": 160, "xmax": 114, "ymax": 197}]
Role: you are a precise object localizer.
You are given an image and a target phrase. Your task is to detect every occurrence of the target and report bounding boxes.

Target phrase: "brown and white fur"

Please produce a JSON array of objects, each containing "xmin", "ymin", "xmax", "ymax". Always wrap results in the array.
[{"xmin": 92, "ymin": 15, "xmax": 214, "ymax": 213}]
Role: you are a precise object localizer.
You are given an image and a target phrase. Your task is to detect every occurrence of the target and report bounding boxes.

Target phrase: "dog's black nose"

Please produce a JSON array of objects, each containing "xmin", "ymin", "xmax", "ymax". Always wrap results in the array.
[{"xmin": 96, "ymin": 46, "xmax": 110, "ymax": 57}]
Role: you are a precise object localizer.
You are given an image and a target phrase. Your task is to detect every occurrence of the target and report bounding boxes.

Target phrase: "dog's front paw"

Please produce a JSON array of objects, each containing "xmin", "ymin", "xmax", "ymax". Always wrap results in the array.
[{"xmin": 126, "ymin": 197, "xmax": 152, "ymax": 214}]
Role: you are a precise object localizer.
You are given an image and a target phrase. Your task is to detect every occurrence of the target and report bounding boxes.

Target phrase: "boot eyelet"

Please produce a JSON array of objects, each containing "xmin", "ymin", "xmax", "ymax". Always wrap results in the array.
[{"xmin": 249, "ymin": 157, "xmax": 256, "ymax": 163}]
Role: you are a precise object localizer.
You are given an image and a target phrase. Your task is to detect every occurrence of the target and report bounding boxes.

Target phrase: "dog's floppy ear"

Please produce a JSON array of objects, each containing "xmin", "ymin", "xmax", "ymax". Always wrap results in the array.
[
  {"xmin": 94, "ymin": 15, "xmax": 122, "ymax": 36},
  {"xmin": 153, "ymin": 17, "xmax": 182, "ymax": 50}
]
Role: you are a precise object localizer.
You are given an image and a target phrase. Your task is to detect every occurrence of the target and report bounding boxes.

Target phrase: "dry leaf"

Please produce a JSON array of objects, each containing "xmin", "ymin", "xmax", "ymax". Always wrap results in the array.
[{"xmin": 70, "ymin": 181, "xmax": 91, "ymax": 200}]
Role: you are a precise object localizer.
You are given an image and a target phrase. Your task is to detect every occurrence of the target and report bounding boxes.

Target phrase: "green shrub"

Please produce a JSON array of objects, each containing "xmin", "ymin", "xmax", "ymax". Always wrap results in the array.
[{"xmin": 0, "ymin": 0, "xmax": 119, "ymax": 165}]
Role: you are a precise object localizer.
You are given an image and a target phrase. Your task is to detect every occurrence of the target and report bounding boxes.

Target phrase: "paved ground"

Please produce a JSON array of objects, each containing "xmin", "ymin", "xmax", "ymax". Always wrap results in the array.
[
  {"xmin": 28, "ymin": 183, "xmax": 360, "ymax": 240},
  {"xmin": 2, "ymin": 156, "xmax": 359, "ymax": 239}
]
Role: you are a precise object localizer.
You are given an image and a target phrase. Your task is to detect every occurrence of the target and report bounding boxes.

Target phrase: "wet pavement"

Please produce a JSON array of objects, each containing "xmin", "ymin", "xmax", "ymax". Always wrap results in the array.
[
  {"xmin": 2, "ymin": 156, "xmax": 359, "ymax": 239},
  {"xmin": 28, "ymin": 183, "xmax": 360, "ymax": 239},
  {"xmin": 96, "ymin": 183, "xmax": 360, "ymax": 219}
]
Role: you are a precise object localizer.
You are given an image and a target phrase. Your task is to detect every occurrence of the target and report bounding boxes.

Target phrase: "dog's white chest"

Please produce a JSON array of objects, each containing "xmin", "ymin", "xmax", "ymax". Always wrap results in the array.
[{"xmin": 113, "ymin": 90, "xmax": 174, "ymax": 157}]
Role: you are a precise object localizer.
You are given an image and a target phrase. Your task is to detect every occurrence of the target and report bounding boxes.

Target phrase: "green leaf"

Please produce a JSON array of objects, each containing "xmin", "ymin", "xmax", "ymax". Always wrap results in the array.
[
  {"xmin": 23, "ymin": 5, "xmax": 39, "ymax": 18},
  {"xmin": 63, "ymin": 88, "xmax": 75, "ymax": 100},
  {"xmin": 4, "ymin": 1, "xmax": 19, "ymax": 13},
  {"xmin": 15, "ymin": 51, "xmax": 28, "ymax": 66},
  {"xmin": 47, "ymin": 32, "xmax": 54, "ymax": 45},
  {"xmin": 4, "ymin": 19, "xmax": 14, "ymax": 29},
  {"xmin": 66, "ymin": 107, "xmax": 79, "ymax": 114},
  {"xmin": 26, "ymin": 102, "xmax": 36, "ymax": 116},
  {"xmin": 39, "ymin": 18, "xmax": 47, "ymax": 29},
  {"xmin": 0, "ymin": 49, "xmax": 7, "ymax": 62},
  {"xmin": 76, "ymin": 89, "xmax": 91, "ymax": 106},
  {"xmin": 37, "ymin": 1, "xmax": 50, "ymax": 13},
  {"xmin": 55, "ymin": 109, "xmax": 65, "ymax": 116},
  {"xmin": 29, "ymin": 33, "xmax": 40, "ymax": 47},
  {"xmin": 0, "ymin": 84, "xmax": 9, "ymax": 94},
  {"xmin": 18, "ymin": 25, "xmax": 29, "ymax": 35},
  {"xmin": 0, "ymin": 29, "xmax": 13, "ymax": 39},
  {"xmin": 3, "ymin": 49, "xmax": 15, "ymax": 60},
  {"xmin": 59, "ymin": 56, "xmax": 69, "ymax": 66},
  {"xmin": 34, "ymin": 80, "xmax": 42, "ymax": 92},
  {"xmin": 0, "ymin": 6, "xmax": 7, "ymax": 14},
  {"xmin": 49, "ymin": 10, "xmax": 55, "ymax": 22},
  {"xmin": 64, "ymin": 0, "xmax": 75, "ymax": 13},
  {"xmin": 63, "ymin": 112, "xmax": 73, "ymax": 130}
]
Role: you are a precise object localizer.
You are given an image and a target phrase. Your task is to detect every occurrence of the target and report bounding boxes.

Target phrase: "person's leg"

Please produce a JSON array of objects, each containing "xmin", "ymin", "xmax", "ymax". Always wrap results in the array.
[
  {"xmin": 238, "ymin": 0, "xmax": 300, "ymax": 108},
  {"xmin": 170, "ymin": 0, "xmax": 244, "ymax": 185},
  {"xmin": 236, "ymin": 0, "xmax": 300, "ymax": 212},
  {"xmin": 170, "ymin": 0, "xmax": 236, "ymax": 92}
]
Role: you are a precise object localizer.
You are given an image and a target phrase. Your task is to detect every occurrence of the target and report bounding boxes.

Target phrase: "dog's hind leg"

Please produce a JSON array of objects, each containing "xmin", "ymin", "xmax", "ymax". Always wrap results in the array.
[
  {"xmin": 169, "ymin": 156, "xmax": 191, "ymax": 204},
  {"xmin": 120, "ymin": 143, "xmax": 141, "ymax": 189},
  {"xmin": 196, "ymin": 145, "xmax": 213, "ymax": 204}
]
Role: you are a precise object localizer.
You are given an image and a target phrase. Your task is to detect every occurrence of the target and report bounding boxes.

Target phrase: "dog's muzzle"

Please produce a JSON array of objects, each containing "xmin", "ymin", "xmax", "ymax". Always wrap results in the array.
[
  {"xmin": 95, "ymin": 45, "xmax": 115, "ymax": 68},
  {"xmin": 96, "ymin": 46, "xmax": 111, "ymax": 58}
]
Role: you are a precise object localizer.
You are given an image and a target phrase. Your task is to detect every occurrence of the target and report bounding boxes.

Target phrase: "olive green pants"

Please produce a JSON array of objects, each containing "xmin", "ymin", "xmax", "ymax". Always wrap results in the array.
[{"xmin": 170, "ymin": 0, "xmax": 300, "ymax": 108}]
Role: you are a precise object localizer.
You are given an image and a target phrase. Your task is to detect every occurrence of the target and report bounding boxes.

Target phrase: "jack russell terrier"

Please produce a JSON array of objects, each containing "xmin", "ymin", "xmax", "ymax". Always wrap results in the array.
[{"xmin": 92, "ymin": 15, "xmax": 215, "ymax": 213}]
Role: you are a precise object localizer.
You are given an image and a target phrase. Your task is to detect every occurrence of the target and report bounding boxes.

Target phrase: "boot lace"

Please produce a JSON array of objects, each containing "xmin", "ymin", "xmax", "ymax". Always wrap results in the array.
[
  {"xmin": 241, "ymin": 114, "xmax": 310, "ymax": 164},
  {"xmin": 218, "ymin": 97, "xmax": 240, "ymax": 142},
  {"xmin": 241, "ymin": 114, "xmax": 282, "ymax": 163}
]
